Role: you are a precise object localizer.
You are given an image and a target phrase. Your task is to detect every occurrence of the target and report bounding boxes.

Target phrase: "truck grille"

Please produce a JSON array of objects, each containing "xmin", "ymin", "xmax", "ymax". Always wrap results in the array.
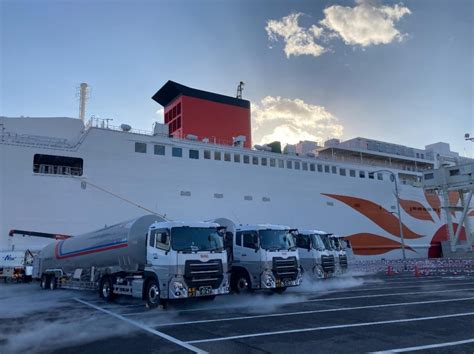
[
  {"xmin": 321, "ymin": 255, "xmax": 335, "ymax": 273},
  {"xmin": 272, "ymin": 257, "xmax": 299, "ymax": 281},
  {"xmin": 184, "ymin": 260, "xmax": 223, "ymax": 289},
  {"xmin": 339, "ymin": 255, "xmax": 348, "ymax": 268}
]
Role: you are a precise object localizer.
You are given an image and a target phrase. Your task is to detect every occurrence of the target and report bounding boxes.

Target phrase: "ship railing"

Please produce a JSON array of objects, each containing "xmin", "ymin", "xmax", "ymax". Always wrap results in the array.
[
  {"xmin": 33, "ymin": 164, "xmax": 83, "ymax": 176},
  {"xmin": 1, "ymin": 131, "xmax": 77, "ymax": 149}
]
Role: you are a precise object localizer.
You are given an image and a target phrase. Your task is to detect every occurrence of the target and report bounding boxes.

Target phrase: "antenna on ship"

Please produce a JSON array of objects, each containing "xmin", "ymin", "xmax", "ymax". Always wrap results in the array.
[
  {"xmin": 236, "ymin": 81, "xmax": 245, "ymax": 99},
  {"xmin": 77, "ymin": 83, "xmax": 90, "ymax": 122}
]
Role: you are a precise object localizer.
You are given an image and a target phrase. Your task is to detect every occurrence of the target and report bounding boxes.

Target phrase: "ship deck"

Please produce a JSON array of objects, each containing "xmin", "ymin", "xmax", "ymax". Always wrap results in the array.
[{"xmin": 1, "ymin": 273, "xmax": 474, "ymax": 353}]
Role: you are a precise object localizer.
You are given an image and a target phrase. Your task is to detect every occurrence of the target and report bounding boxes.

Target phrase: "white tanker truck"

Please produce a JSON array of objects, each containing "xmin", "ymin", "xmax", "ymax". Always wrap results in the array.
[
  {"xmin": 34, "ymin": 215, "xmax": 230, "ymax": 307},
  {"xmin": 212, "ymin": 218, "xmax": 302, "ymax": 293},
  {"xmin": 294, "ymin": 230, "xmax": 336, "ymax": 279}
]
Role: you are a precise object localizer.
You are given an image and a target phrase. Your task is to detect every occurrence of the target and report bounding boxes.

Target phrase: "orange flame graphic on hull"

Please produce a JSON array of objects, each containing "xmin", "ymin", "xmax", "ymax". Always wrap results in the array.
[
  {"xmin": 345, "ymin": 233, "xmax": 415, "ymax": 256},
  {"xmin": 399, "ymin": 198, "xmax": 434, "ymax": 222},
  {"xmin": 322, "ymin": 194, "xmax": 423, "ymax": 239},
  {"xmin": 424, "ymin": 191, "xmax": 441, "ymax": 218}
]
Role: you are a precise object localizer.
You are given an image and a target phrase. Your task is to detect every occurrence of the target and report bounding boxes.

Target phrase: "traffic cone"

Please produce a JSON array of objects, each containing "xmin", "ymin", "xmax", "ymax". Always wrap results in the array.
[{"xmin": 414, "ymin": 265, "xmax": 420, "ymax": 277}]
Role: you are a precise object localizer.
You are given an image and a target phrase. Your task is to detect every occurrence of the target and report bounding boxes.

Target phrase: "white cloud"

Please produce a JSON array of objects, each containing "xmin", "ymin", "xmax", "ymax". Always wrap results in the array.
[
  {"xmin": 266, "ymin": 1, "xmax": 411, "ymax": 57},
  {"xmin": 252, "ymin": 96, "xmax": 344, "ymax": 146},
  {"xmin": 320, "ymin": 0, "xmax": 411, "ymax": 47},
  {"xmin": 266, "ymin": 13, "xmax": 326, "ymax": 58}
]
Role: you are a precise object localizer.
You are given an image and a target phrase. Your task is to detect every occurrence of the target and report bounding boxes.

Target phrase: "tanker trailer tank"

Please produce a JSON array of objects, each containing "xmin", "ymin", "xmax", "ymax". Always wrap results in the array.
[{"xmin": 35, "ymin": 215, "xmax": 230, "ymax": 308}]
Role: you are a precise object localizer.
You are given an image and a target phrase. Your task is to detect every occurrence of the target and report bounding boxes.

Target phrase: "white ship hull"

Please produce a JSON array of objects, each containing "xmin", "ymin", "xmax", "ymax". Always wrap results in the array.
[{"xmin": 1, "ymin": 117, "xmax": 471, "ymax": 259}]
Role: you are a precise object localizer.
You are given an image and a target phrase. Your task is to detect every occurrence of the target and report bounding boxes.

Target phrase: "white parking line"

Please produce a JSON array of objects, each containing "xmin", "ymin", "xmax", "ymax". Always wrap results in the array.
[
  {"xmin": 291, "ymin": 281, "xmax": 474, "ymax": 296},
  {"xmin": 149, "ymin": 296, "xmax": 474, "ymax": 327},
  {"xmin": 122, "ymin": 287, "xmax": 474, "ymax": 316},
  {"xmin": 186, "ymin": 311, "xmax": 474, "ymax": 344},
  {"xmin": 371, "ymin": 338, "xmax": 474, "ymax": 353},
  {"xmin": 74, "ymin": 298, "xmax": 206, "ymax": 354}
]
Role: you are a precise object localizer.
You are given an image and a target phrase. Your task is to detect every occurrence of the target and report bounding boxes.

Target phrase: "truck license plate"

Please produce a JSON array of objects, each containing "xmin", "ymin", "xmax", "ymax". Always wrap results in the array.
[{"xmin": 199, "ymin": 286, "xmax": 212, "ymax": 295}]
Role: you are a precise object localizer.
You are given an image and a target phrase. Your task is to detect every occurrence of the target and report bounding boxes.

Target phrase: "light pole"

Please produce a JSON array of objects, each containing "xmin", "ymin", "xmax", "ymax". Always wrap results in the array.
[{"xmin": 370, "ymin": 170, "xmax": 407, "ymax": 263}]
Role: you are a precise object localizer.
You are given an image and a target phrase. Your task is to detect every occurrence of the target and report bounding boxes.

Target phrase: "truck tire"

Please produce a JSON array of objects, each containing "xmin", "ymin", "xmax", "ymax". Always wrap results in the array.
[
  {"xmin": 40, "ymin": 274, "xmax": 49, "ymax": 289},
  {"xmin": 145, "ymin": 279, "xmax": 160, "ymax": 309},
  {"xmin": 231, "ymin": 271, "xmax": 251, "ymax": 293},
  {"xmin": 49, "ymin": 275, "xmax": 57, "ymax": 290},
  {"xmin": 100, "ymin": 277, "xmax": 114, "ymax": 302}
]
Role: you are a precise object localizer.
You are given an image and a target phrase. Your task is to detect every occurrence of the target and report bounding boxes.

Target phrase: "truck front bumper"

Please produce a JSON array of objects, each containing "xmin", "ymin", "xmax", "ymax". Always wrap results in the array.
[
  {"xmin": 167, "ymin": 274, "xmax": 230, "ymax": 299},
  {"xmin": 261, "ymin": 269, "xmax": 303, "ymax": 289}
]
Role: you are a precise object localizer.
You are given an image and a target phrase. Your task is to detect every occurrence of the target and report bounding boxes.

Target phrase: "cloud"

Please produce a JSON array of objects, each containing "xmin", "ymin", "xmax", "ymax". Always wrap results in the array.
[
  {"xmin": 266, "ymin": 13, "xmax": 326, "ymax": 58},
  {"xmin": 321, "ymin": 0, "xmax": 411, "ymax": 47},
  {"xmin": 252, "ymin": 96, "xmax": 344, "ymax": 146},
  {"xmin": 266, "ymin": 1, "xmax": 411, "ymax": 57}
]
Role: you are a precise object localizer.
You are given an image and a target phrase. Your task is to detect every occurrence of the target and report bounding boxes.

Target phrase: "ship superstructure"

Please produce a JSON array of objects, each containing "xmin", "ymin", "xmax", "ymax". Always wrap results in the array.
[{"xmin": 1, "ymin": 81, "xmax": 472, "ymax": 259}]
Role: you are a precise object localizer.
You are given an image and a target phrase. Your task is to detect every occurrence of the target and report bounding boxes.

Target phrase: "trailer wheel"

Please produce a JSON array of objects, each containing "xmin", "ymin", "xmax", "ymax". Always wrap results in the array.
[
  {"xmin": 145, "ymin": 280, "xmax": 160, "ymax": 309},
  {"xmin": 100, "ymin": 277, "xmax": 114, "ymax": 302},
  {"xmin": 48, "ymin": 275, "xmax": 57, "ymax": 290},
  {"xmin": 40, "ymin": 274, "xmax": 49, "ymax": 289}
]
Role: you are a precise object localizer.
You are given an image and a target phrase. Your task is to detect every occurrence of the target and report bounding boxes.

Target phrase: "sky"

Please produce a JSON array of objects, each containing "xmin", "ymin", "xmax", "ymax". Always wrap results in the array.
[{"xmin": 1, "ymin": 0, "xmax": 473, "ymax": 156}]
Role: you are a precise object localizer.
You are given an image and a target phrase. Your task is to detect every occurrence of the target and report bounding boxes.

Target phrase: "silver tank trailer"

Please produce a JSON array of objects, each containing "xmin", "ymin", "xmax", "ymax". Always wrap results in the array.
[{"xmin": 39, "ymin": 215, "xmax": 165, "ymax": 274}]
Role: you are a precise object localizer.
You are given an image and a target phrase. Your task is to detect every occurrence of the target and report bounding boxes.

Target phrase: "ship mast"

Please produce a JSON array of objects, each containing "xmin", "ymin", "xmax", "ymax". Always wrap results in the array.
[{"xmin": 78, "ymin": 83, "xmax": 89, "ymax": 122}]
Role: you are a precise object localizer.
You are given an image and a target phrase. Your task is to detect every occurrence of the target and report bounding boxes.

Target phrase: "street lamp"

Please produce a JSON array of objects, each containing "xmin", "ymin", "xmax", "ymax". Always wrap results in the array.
[{"xmin": 369, "ymin": 170, "xmax": 406, "ymax": 264}]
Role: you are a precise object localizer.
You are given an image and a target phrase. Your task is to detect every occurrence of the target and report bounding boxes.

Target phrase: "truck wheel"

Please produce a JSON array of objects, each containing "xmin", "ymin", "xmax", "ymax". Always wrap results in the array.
[
  {"xmin": 41, "ymin": 274, "xmax": 49, "ymax": 289},
  {"xmin": 232, "ymin": 272, "xmax": 251, "ymax": 293},
  {"xmin": 271, "ymin": 287, "xmax": 287, "ymax": 294},
  {"xmin": 49, "ymin": 275, "xmax": 57, "ymax": 290},
  {"xmin": 100, "ymin": 277, "xmax": 114, "ymax": 302},
  {"xmin": 145, "ymin": 279, "xmax": 160, "ymax": 309}
]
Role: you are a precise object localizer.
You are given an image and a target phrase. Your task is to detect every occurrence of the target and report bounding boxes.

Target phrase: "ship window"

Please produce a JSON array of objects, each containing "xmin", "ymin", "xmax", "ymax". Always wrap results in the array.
[
  {"xmin": 236, "ymin": 232, "xmax": 242, "ymax": 246},
  {"xmin": 135, "ymin": 142, "xmax": 147, "ymax": 153},
  {"xmin": 350, "ymin": 169, "xmax": 356, "ymax": 177},
  {"xmin": 262, "ymin": 197, "xmax": 271, "ymax": 202},
  {"xmin": 180, "ymin": 191, "xmax": 191, "ymax": 196},
  {"xmin": 278, "ymin": 159, "xmax": 284, "ymax": 168},
  {"xmin": 368, "ymin": 172, "xmax": 374, "ymax": 179},
  {"xmin": 295, "ymin": 161, "xmax": 301, "ymax": 170},
  {"xmin": 421, "ymin": 153, "xmax": 424, "ymax": 159},
  {"xmin": 331, "ymin": 166, "xmax": 337, "ymax": 174},
  {"xmin": 189, "ymin": 149, "xmax": 199, "ymax": 159},
  {"xmin": 302, "ymin": 162, "xmax": 308, "ymax": 171},
  {"xmin": 214, "ymin": 193, "xmax": 224, "ymax": 199},
  {"xmin": 154, "ymin": 144, "xmax": 165, "ymax": 155},
  {"xmin": 234, "ymin": 154, "xmax": 241, "ymax": 163},
  {"xmin": 224, "ymin": 152, "xmax": 231, "ymax": 162},
  {"xmin": 340, "ymin": 168, "xmax": 346, "ymax": 176},
  {"xmin": 324, "ymin": 165, "xmax": 330, "ymax": 173},
  {"xmin": 270, "ymin": 158, "xmax": 276, "ymax": 167},
  {"xmin": 310, "ymin": 163, "xmax": 315, "ymax": 172},
  {"xmin": 243, "ymin": 155, "xmax": 250, "ymax": 164},
  {"xmin": 214, "ymin": 151, "xmax": 221, "ymax": 160},
  {"xmin": 177, "ymin": 103, "xmax": 181, "ymax": 115},
  {"xmin": 286, "ymin": 160, "xmax": 293, "ymax": 169},
  {"xmin": 261, "ymin": 157, "xmax": 267, "ymax": 166},
  {"xmin": 172, "ymin": 147, "xmax": 182, "ymax": 157},
  {"xmin": 317, "ymin": 164, "xmax": 323, "ymax": 172},
  {"xmin": 244, "ymin": 195, "xmax": 253, "ymax": 201},
  {"xmin": 359, "ymin": 171, "xmax": 365, "ymax": 178},
  {"xmin": 204, "ymin": 150, "xmax": 211, "ymax": 159},
  {"xmin": 33, "ymin": 154, "xmax": 84, "ymax": 176},
  {"xmin": 252, "ymin": 156, "xmax": 259, "ymax": 165}
]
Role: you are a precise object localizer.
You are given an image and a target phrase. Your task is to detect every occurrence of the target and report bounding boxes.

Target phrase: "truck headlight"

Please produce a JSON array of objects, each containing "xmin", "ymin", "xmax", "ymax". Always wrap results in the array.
[
  {"xmin": 314, "ymin": 266, "xmax": 323, "ymax": 277},
  {"xmin": 262, "ymin": 271, "xmax": 276, "ymax": 288}
]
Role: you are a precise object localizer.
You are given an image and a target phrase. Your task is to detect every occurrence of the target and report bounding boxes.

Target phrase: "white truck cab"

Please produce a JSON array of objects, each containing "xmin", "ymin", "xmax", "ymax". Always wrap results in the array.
[
  {"xmin": 216, "ymin": 220, "xmax": 302, "ymax": 293},
  {"xmin": 295, "ymin": 230, "xmax": 336, "ymax": 279},
  {"xmin": 329, "ymin": 235, "xmax": 349, "ymax": 273}
]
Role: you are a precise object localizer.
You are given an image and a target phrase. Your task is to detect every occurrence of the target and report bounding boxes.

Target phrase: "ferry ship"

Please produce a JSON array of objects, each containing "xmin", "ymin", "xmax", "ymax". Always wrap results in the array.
[{"xmin": 1, "ymin": 81, "xmax": 472, "ymax": 259}]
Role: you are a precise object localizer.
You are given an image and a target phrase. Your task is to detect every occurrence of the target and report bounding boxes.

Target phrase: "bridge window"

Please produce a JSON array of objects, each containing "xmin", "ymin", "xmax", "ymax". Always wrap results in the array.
[
  {"xmin": 317, "ymin": 164, "xmax": 323, "ymax": 172},
  {"xmin": 33, "ymin": 154, "xmax": 84, "ymax": 176},
  {"xmin": 243, "ymin": 155, "xmax": 250, "ymax": 164},
  {"xmin": 278, "ymin": 159, "xmax": 284, "ymax": 168},
  {"xmin": 189, "ymin": 149, "xmax": 199, "ymax": 159},
  {"xmin": 135, "ymin": 142, "xmax": 147, "ymax": 153},
  {"xmin": 224, "ymin": 152, "xmax": 231, "ymax": 162},
  {"xmin": 252, "ymin": 156, "xmax": 259, "ymax": 165},
  {"xmin": 270, "ymin": 158, "xmax": 276, "ymax": 167},
  {"xmin": 214, "ymin": 151, "xmax": 221, "ymax": 160},
  {"xmin": 302, "ymin": 162, "xmax": 308, "ymax": 171},
  {"xmin": 350, "ymin": 169, "xmax": 356, "ymax": 177},
  {"xmin": 359, "ymin": 171, "xmax": 365, "ymax": 178},
  {"xmin": 324, "ymin": 165, "xmax": 330, "ymax": 173},
  {"xmin": 172, "ymin": 147, "xmax": 182, "ymax": 157},
  {"xmin": 310, "ymin": 163, "xmax": 315, "ymax": 172},
  {"xmin": 340, "ymin": 168, "xmax": 346, "ymax": 176},
  {"xmin": 331, "ymin": 166, "xmax": 337, "ymax": 174},
  {"xmin": 261, "ymin": 157, "xmax": 267, "ymax": 166},
  {"xmin": 154, "ymin": 144, "xmax": 165, "ymax": 155},
  {"xmin": 295, "ymin": 161, "xmax": 301, "ymax": 170},
  {"xmin": 234, "ymin": 154, "xmax": 241, "ymax": 163}
]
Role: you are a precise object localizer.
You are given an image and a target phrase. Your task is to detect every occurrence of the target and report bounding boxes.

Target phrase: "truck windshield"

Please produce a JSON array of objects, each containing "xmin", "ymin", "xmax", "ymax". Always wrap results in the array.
[
  {"xmin": 259, "ymin": 230, "xmax": 296, "ymax": 251},
  {"xmin": 319, "ymin": 234, "xmax": 334, "ymax": 250},
  {"xmin": 311, "ymin": 234, "xmax": 326, "ymax": 251},
  {"xmin": 171, "ymin": 227, "xmax": 223, "ymax": 252}
]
